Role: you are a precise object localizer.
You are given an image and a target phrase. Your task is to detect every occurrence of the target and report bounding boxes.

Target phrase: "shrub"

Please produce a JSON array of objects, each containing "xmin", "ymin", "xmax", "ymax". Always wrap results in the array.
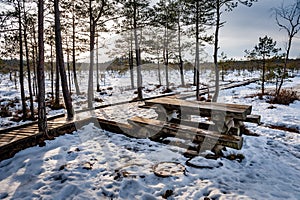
[
  {"xmin": 268, "ymin": 89, "xmax": 299, "ymax": 105},
  {"xmin": 0, "ymin": 106, "xmax": 12, "ymax": 117}
]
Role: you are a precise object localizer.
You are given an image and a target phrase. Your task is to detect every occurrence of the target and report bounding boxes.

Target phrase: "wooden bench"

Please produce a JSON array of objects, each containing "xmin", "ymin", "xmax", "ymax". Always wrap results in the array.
[{"xmin": 128, "ymin": 116, "xmax": 243, "ymax": 150}]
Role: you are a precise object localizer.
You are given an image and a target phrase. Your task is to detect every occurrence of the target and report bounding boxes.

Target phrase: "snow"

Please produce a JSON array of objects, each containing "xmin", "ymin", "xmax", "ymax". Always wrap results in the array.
[{"xmin": 0, "ymin": 69, "xmax": 300, "ymax": 199}]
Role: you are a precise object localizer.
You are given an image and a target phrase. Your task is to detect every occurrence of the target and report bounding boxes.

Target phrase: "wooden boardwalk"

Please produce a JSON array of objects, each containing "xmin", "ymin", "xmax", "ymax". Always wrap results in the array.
[
  {"xmin": 0, "ymin": 79, "xmax": 259, "ymax": 161},
  {"xmin": 177, "ymin": 79, "xmax": 259, "ymax": 99},
  {"xmin": 0, "ymin": 116, "xmax": 95, "ymax": 161}
]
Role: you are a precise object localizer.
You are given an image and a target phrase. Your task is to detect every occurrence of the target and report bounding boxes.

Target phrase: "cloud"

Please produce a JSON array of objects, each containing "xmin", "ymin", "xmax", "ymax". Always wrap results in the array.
[{"xmin": 216, "ymin": 0, "xmax": 300, "ymax": 59}]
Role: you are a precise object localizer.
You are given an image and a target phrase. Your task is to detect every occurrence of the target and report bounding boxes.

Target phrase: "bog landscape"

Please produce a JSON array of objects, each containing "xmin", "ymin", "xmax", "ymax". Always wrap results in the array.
[{"xmin": 0, "ymin": 0, "xmax": 299, "ymax": 199}]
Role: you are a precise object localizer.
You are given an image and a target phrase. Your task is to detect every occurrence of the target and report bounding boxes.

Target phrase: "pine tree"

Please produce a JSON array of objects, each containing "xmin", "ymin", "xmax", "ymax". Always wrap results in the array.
[
  {"xmin": 54, "ymin": 0, "xmax": 74, "ymax": 119},
  {"xmin": 182, "ymin": 0, "xmax": 214, "ymax": 99},
  {"xmin": 245, "ymin": 36, "xmax": 281, "ymax": 96},
  {"xmin": 211, "ymin": 0, "xmax": 257, "ymax": 102},
  {"xmin": 37, "ymin": 0, "xmax": 48, "ymax": 135}
]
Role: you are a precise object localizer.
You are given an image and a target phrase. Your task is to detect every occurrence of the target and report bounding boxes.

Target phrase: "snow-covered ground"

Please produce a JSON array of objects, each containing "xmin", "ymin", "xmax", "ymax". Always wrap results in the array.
[
  {"xmin": 0, "ymin": 69, "xmax": 299, "ymax": 199},
  {"xmin": 0, "ymin": 68, "xmax": 260, "ymax": 129}
]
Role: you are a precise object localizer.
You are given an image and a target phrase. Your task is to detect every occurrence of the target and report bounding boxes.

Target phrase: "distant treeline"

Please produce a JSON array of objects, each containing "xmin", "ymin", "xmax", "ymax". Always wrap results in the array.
[{"xmin": 0, "ymin": 57, "xmax": 299, "ymax": 74}]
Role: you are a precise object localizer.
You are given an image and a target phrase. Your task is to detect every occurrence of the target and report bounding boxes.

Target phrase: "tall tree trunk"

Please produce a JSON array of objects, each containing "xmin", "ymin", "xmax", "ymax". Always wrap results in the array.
[
  {"xmin": 66, "ymin": 41, "xmax": 72, "ymax": 93},
  {"xmin": 54, "ymin": 0, "xmax": 74, "ymax": 119},
  {"xmin": 55, "ymin": 57, "xmax": 60, "ymax": 106},
  {"xmin": 67, "ymin": 55, "xmax": 72, "ymax": 93},
  {"xmin": 163, "ymin": 26, "xmax": 169, "ymax": 89},
  {"xmin": 23, "ymin": 10, "xmax": 34, "ymax": 119},
  {"xmin": 193, "ymin": 57, "xmax": 196, "ymax": 86},
  {"xmin": 133, "ymin": 0, "xmax": 142, "ymax": 99},
  {"xmin": 32, "ymin": 23, "xmax": 38, "ymax": 96},
  {"xmin": 50, "ymin": 44, "xmax": 54, "ymax": 100},
  {"xmin": 96, "ymin": 35, "xmax": 100, "ymax": 92},
  {"xmin": 129, "ymin": 50, "xmax": 135, "ymax": 89},
  {"xmin": 88, "ymin": 0, "xmax": 95, "ymax": 108},
  {"xmin": 18, "ymin": 0, "xmax": 27, "ymax": 120},
  {"xmin": 37, "ymin": 0, "xmax": 48, "ymax": 135},
  {"xmin": 177, "ymin": 8, "xmax": 184, "ymax": 86},
  {"xmin": 156, "ymin": 42, "xmax": 162, "ymax": 86},
  {"xmin": 31, "ymin": 40, "xmax": 36, "ymax": 97},
  {"xmin": 129, "ymin": 28, "xmax": 134, "ymax": 89},
  {"xmin": 72, "ymin": 3, "xmax": 80, "ymax": 95},
  {"xmin": 262, "ymin": 58, "xmax": 265, "ymax": 96},
  {"xmin": 14, "ymin": 70, "xmax": 17, "ymax": 89},
  {"xmin": 195, "ymin": 0, "xmax": 200, "ymax": 100},
  {"xmin": 277, "ymin": 36, "xmax": 292, "ymax": 96},
  {"xmin": 212, "ymin": 0, "xmax": 220, "ymax": 102}
]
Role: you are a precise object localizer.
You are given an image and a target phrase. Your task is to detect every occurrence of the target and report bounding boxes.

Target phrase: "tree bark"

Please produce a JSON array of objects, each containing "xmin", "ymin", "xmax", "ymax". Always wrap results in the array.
[
  {"xmin": 156, "ymin": 42, "xmax": 162, "ymax": 86},
  {"xmin": 96, "ymin": 36, "xmax": 100, "ymax": 92},
  {"xmin": 18, "ymin": 0, "xmax": 27, "ymax": 120},
  {"xmin": 50, "ymin": 44, "xmax": 54, "ymax": 100},
  {"xmin": 277, "ymin": 36, "xmax": 292, "ymax": 95},
  {"xmin": 88, "ymin": 0, "xmax": 95, "ymax": 108},
  {"xmin": 32, "ymin": 23, "xmax": 38, "ymax": 97},
  {"xmin": 177, "ymin": 7, "xmax": 184, "ymax": 86},
  {"xmin": 195, "ymin": 0, "xmax": 200, "ymax": 100},
  {"xmin": 37, "ymin": 0, "xmax": 48, "ymax": 135},
  {"xmin": 72, "ymin": 4, "xmax": 80, "ymax": 95},
  {"xmin": 133, "ymin": 0, "xmax": 143, "ymax": 99},
  {"xmin": 66, "ymin": 42, "xmax": 72, "ymax": 93},
  {"xmin": 129, "ymin": 27, "xmax": 135, "ymax": 89},
  {"xmin": 212, "ymin": 0, "xmax": 220, "ymax": 102},
  {"xmin": 163, "ymin": 26, "xmax": 169, "ymax": 89},
  {"xmin": 55, "ymin": 57, "xmax": 60, "ymax": 106},
  {"xmin": 23, "ymin": 6, "xmax": 34, "ymax": 119},
  {"xmin": 54, "ymin": 0, "xmax": 74, "ymax": 119},
  {"xmin": 262, "ymin": 57, "xmax": 265, "ymax": 96}
]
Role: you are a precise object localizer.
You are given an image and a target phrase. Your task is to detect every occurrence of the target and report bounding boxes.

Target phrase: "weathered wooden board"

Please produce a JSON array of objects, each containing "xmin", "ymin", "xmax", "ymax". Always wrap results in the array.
[
  {"xmin": 245, "ymin": 115, "xmax": 261, "ymax": 124},
  {"xmin": 128, "ymin": 116, "xmax": 243, "ymax": 150},
  {"xmin": 0, "ymin": 132, "xmax": 33, "ymax": 138},
  {"xmin": 144, "ymin": 97, "xmax": 252, "ymax": 120}
]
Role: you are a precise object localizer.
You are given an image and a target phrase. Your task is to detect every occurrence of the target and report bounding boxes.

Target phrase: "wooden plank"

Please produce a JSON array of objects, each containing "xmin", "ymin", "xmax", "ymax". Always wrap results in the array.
[
  {"xmin": 170, "ymin": 118, "xmax": 239, "ymax": 135},
  {"xmin": 158, "ymin": 97, "xmax": 252, "ymax": 112},
  {"xmin": 128, "ymin": 116, "xmax": 243, "ymax": 150},
  {"xmin": 0, "ymin": 134, "xmax": 25, "ymax": 143},
  {"xmin": 0, "ymin": 135, "xmax": 15, "ymax": 142},
  {"xmin": 245, "ymin": 115, "xmax": 261, "ymax": 124},
  {"xmin": 18, "ymin": 128, "xmax": 39, "ymax": 133},
  {"xmin": 145, "ymin": 97, "xmax": 251, "ymax": 120},
  {"xmin": 169, "ymin": 118, "xmax": 212, "ymax": 130},
  {"xmin": 5, "ymin": 131, "xmax": 36, "ymax": 137}
]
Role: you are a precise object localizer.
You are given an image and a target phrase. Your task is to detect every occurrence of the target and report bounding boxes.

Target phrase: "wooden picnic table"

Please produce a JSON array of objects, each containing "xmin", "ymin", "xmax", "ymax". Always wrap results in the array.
[
  {"xmin": 130, "ymin": 97, "xmax": 261, "ymax": 155},
  {"xmin": 142, "ymin": 97, "xmax": 258, "ymax": 135}
]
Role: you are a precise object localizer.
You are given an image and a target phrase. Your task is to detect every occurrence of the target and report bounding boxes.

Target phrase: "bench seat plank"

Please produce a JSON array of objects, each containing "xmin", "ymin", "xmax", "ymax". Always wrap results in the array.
[
  {"xmin": 128, "ymin": 116, "xmax": 243, "ymax": 150},
  {"xmin": 245, "ymin": 115, "xmax": 261, "ymax": 124}
]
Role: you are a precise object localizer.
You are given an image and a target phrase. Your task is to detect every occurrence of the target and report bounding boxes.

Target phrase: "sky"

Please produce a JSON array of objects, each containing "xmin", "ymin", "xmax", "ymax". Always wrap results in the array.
[
  {"xmin": 217, "ymin": 0, "xmax": 300, "ymax": 61},
  {"xmin": 94, "ymin": 0, "xmax": 300, "ymax": 63},
  {"xmin": 1, "ymin": 0, "xmax": 298, "ymax": 63}
]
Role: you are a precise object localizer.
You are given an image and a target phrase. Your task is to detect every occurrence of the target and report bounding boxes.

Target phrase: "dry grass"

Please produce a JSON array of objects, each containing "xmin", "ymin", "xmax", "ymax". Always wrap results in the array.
[{"xmin": 268, "ymin": 89, "xmax": 299, "ymax": 105}]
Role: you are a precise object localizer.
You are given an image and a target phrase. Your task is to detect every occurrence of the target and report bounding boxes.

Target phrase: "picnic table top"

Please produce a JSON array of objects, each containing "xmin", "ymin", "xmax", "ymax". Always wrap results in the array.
[{"xmin": 144, "ymin": 97, "xmax": 252, "ymax": 120}]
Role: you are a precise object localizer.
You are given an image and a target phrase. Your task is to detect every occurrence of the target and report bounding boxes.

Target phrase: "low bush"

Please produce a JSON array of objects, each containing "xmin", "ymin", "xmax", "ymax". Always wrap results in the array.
[{"xmin": 268, "ymin": 89, "xmax": 299, "ymax": 105}]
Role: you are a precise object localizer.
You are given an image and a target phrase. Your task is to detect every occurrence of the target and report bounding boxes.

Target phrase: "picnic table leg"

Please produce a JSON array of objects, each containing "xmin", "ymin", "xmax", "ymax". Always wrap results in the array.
[
  {"xmin": 196, "ymin": 139, "xmax": 225, "ymax": 156},
  {"xmin": 233, "ymin": 120, "xmax": 245, "ymax": 136},
  {"xmin": 211, "ymin": 111, "xmax": 235, "ymax": 134},
  {"xmin": 154, "ymin": 106, "xmax": 175, "ymax": 121},
  {"xmin": 177, "ymin": 108, "xmax": 191, "ymax": 121}
]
